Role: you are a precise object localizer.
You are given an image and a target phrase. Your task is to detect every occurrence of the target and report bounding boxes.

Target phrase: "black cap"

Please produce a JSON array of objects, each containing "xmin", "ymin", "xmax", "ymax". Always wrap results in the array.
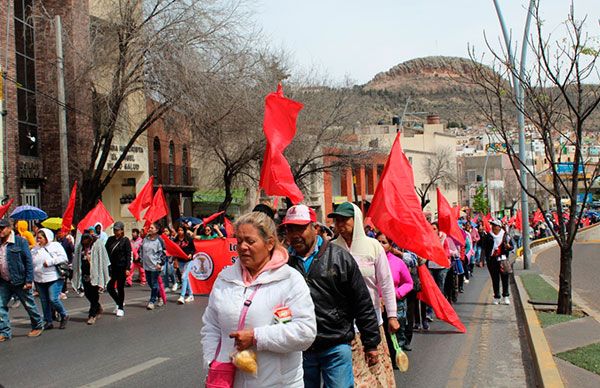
[{"xmin": 0, "ymin": 219, "xmax": 10, "ymax": 228}]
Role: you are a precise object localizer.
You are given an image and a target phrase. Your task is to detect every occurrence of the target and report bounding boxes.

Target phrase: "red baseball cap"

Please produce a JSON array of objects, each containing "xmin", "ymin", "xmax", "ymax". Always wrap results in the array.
[{"xmin": 281, "ymin": 205, "xmax": 317, "ymax": 226}]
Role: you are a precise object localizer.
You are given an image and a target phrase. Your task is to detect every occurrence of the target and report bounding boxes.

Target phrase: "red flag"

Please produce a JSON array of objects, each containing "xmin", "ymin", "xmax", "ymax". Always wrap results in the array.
[
  {"xmin": 163, "ymin": 236, "xmax": 189, "ymax": 259},
  {"xmin": 582, "ymin": 217, "xmax": 591, "ymax": 227},
  {"xmin": 224, "ymin": 217, "xmax": 234, "ymax": 237},
  {"xmin": 259, "ymin": 84, "xmax": 304, "ymax": 204},
  {"xmin": 483, "ymin": 213, "xmax": 492, "ymax": 233},
  {"xmin": 417, "ymin": 265, "xmax": 466, "ymax": 333},
  {"xmin": 128, "ymin": 176, "xmax": 155, "ymax": 221},
  {"xmin": 437, "ymin": 188, "xmax": 465, "ymax": 246},
  {"xmin": 0, "ymin": 199, "xmax": 15, "ymax": 219},
  {"xmin": 552, "ymin": 212, "xmax": 559, "ymax": 226},
  {"xmin": 61, "ymin": 181, "xmax": 77, "ymax": 235},
  {"xmin": 501, "ymin": 215, "xmax": 508, "ymax": 224},
  {"xmin": 515, "ymin": 210, "xmax": 523, "ymax": 231},
  {"xmin": 203, "ymin": 211, "xmax": 225, "ymax": 227},
  {"xmin": 452, "ymin": 205, "xmax": 460, "ymax": 220},
  {"xmin": 533, "ymin": 209, "xmax": 544, "ymax": 224},
  {"xmin": 367, "ymin": 133, "xmax": 449, "ymax": 268},
  {"xmin": 78, "ymin": 201, "xmax": 114, "ymax": 232},
  {"xmin": 144, "ymin": 186, "xmax": 168, "ymax": 224}
]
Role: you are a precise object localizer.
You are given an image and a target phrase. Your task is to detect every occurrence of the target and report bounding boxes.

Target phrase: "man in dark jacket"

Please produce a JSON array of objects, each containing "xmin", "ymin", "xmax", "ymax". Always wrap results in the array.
[
  {"xmin": 0, "ymin": 219, "xmax": 44, "ymax": 341},
  {"xmin": 282, "ymin": 205, "xmax": 380, "ymax": 388},
  {"xmin": 105, "ymin": 221, "xmax": 132, "ymax": 317}
]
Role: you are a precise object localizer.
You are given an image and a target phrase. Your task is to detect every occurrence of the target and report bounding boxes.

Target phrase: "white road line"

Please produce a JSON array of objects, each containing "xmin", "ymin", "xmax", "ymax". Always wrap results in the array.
[
  {"xmin": 78, "ymin": 357, "xmax": 170, "ymax": 388},
  {"xmin": 10, "ymin": 296, "xmax": 151, "ymax": 325}
]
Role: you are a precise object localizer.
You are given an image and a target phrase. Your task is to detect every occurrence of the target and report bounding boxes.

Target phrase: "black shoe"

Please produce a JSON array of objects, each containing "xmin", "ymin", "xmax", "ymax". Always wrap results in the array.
[
  {"xmin": 59, "ymin": 316, "xmax": 69, "ymax": 330},
  {"xmin": 43, "ymin": 323, "xmax": 54, "ymax": 330},
  {"xmin": 403, "ymin": 345, "xmax": 412, "ymax": 351}
]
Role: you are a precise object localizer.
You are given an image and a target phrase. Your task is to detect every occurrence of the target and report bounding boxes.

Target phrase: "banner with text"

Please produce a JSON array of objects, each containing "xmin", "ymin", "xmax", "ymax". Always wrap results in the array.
[{"xmin": 188, "ymin": 238, "xmax": 238, "ymax": 294}]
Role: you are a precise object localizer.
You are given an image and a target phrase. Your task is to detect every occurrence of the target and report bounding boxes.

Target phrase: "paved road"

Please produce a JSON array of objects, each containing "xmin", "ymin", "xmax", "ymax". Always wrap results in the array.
[
  {"xmin": 536, "ymin": 242, "xmax": 600, "ymax": 313},
  {"xmin": 0, "ymin": 268, "xmax": 534, "ymax": 387}
]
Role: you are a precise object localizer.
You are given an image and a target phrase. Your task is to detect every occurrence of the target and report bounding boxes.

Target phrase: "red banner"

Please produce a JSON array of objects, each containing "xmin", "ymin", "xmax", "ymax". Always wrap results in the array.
[{"xmin": 188, "ymin": 238, "xmax": 238, "ymax": 294}]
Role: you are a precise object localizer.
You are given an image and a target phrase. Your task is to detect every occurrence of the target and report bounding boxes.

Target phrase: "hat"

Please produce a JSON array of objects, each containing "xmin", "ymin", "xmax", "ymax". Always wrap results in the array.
[
  {"xmin": 490, "ymin": 219, "xmax": 503, "ymax": 227},
  {"xmin": 253, "ymin": 204, "xmax": 275, "ymax": 220},
  {"xmin": 327, "ymin": 202, "xmax": 355, "ymax": 218},
  {"xmin": 281, "ymin": 205, "xmax": 317, "ymax": 226},
  {"xmin": 113, "ymin": 221, "xmax": 124, "ymax": 230},
  {"xmin": 0, "ymin": 219, "xmax": 10, "ymax": 228}
]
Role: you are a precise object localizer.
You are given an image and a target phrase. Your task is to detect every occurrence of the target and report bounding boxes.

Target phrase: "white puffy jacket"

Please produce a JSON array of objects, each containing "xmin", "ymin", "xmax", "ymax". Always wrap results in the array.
[
  {"xmin": 31, "ymin": 241, "xmax": 68, "ymax": 284},
  {"xmin": 201, "ymin": 261, "xmax": 317, "ymax": 388}
]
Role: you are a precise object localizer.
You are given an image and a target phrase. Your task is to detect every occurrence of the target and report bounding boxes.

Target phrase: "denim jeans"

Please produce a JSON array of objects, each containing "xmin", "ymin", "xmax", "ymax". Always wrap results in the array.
[
  {"xmin": 146, "ymin": 270, "xmax": 160, "ymax": 303},
  {"xmin": 303, "ymin": 343, "xmax": 353, "ymax": 388},
  {"xmin": 161, "ymin": 260, "xmax": 176, "ymax": 288},
  {"xmin": 179, "ymin": 261, "xmax": 193, "ymax": 297},
  {"xmin": 35, "ymin": 279, "xmax": 68, "ymax": 324},
  {"xmin": 0, "ymin": 279, "xmax": 44, "ymax": 338}
]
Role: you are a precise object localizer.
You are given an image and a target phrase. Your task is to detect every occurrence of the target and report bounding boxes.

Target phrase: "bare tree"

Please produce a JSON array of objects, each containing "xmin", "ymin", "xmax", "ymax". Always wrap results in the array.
[
  {"xmin": 468, "ymin": 2, "xmax": 600, "ymax": 314},
  {"xmin": 416, "ymin": 147, "xmax": 457, "ymax": 209},
  {"xmin": 54, "ymin": 0, "xmax": 251, "ymax": 216}
]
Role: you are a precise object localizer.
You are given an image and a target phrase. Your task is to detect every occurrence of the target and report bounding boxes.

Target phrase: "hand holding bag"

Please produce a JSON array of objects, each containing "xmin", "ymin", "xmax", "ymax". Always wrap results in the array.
[{"xmin": 206, "ymin": 285, "xmax": 261, "ymax": 388}]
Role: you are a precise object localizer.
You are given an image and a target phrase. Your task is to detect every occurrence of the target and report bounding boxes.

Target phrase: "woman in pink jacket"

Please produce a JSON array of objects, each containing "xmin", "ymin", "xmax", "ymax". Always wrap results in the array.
[{"xmin": 376, "ymin": 233, "xmax": 414, "ymax": 369}]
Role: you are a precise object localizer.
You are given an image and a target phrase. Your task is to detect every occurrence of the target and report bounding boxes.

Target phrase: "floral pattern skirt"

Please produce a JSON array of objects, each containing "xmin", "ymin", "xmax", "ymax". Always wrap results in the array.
[{"xmin": 351, "ymin": 325, "xmax": 396, "ymax": 388}]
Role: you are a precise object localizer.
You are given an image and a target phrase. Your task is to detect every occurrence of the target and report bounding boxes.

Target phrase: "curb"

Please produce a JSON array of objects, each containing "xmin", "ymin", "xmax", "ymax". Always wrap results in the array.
[{"xmin": 514, "ymin": 275, "xmax": 564, "ymax": 388}]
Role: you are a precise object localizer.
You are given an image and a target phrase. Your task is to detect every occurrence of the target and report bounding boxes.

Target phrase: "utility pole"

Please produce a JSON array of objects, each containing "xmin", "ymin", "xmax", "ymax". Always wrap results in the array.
[
  {"xmin": 493, "ymin": 0, "xmax": 534, "ymax": 269},
  {"xmin": 0, "ymin": 67, "xmax": 5, "ymax": 199},
  {"xmin": 55, "ymin": 15, "xmax": 70, "ymax": 207}
]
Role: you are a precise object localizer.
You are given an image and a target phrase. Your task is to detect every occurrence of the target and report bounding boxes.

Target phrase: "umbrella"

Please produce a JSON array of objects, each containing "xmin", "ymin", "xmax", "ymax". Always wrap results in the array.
[
  {"xmin": 177, "ymin": 216, "xmax": 203, "ymax": 226},
  {"xmin": 41, "ymin": 217, "xmax": 73, "ymax": 230},
  {"xmin": 10, "ymin": 205, "xmax": 48, "ymax": 221}
]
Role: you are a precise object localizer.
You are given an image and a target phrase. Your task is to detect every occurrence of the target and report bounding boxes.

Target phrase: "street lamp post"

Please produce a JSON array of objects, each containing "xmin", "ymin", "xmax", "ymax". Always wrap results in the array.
[{"xmin": 492, "ymin": 0, "xmax": 535, "ymax": 269}]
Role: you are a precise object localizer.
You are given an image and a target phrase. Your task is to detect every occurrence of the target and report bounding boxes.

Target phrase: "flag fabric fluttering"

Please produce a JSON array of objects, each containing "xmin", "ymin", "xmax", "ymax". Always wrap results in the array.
[
  {"xmin": 163, "ymin": 236, "xmax": 189, "ymax": 259},
  {"xmin": 128, "ymin": 176, "xmax": 155, "ymax": 221},
  {"xmin": 0, "ymin": 199, "xmax": 15, "ymax": 219},
  {"xmin": 78, "ymin": 201, "xmax": 114, "ymax": 233},
  {"xmin": 61, "ymin": 181, "xmax": 77, "ymax": 235},
  {"xmin": 514, "ymin": 210, "xmax": 523, "ymax": 231},
  {"xmin": 259, "ymin": 84, "xmax": 305, "ymax": 204},
  {"xmin": 437, "ymin": 188, "xmax": 465, "ymax": 246},
  {"xmin": 367, "ymin": 133, "xmax": 449, "ymax": 268},
  {"xmin": 203, "ymin": 211, "xmax": 225, "ymax": 227},
  {"xmin": 143, "ymin": 186, "xmax": 168, "ymax": 224},
  {"xmin": 483, "ymin": 213, "xmax": 492, "ymax": 233},
  {"xmin": 224, "ymin": 217, "xmax": 234, "ymax": 237},
  {"xmin": 417, "ymin": 265, "xmax": 466, "ymax": 333},
  {"xmin": 533, "ymin": 209, "xmax": 544, "ymax": 225}
]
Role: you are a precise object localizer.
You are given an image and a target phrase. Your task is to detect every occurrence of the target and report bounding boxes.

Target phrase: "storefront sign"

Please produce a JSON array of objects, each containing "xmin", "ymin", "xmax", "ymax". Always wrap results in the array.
[{"xmin": 105, "ymin": 144, "xmax": 146, "ymax": 172}]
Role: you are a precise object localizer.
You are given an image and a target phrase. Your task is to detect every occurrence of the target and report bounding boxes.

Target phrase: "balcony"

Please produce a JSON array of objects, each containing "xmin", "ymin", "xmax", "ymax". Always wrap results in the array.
[{"xmin": 153, "ymin": 162, "xmax": 196, "ymax": 191}]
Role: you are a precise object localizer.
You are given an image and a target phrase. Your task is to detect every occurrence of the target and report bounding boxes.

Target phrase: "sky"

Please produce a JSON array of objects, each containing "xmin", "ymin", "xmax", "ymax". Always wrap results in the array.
[{"xmin": 254, "ymin": 0, "xmax": 598, "ymax": 84}]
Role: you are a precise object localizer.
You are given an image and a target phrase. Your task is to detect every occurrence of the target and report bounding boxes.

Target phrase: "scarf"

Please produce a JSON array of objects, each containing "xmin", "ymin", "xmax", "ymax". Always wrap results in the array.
[
  {"xmin": 491, "ymin": 229, "xmax": 506, "ymax": 260},
  {"xmin": 241, "ymin": 246, "xmax": 289, "ymax": 286}
]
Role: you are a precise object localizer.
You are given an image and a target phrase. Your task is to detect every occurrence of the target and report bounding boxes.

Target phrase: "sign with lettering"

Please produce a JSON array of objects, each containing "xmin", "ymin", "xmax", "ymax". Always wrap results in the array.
[{"xmin": 104, "ymin": 144, "xmax": 147, "ymax": 172}]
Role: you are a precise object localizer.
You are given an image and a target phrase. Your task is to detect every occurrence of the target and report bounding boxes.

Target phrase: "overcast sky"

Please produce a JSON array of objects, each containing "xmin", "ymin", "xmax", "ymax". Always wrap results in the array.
[{"xmin": 254, "ymin": 0, "xmax": 598, "ymax": 84}]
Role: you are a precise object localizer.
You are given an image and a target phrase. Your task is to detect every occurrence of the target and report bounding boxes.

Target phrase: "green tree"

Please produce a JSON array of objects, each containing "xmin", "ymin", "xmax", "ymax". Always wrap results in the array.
[{"xmin": 473, "ymin": 185, "xmax": 490, "ymax": 214}]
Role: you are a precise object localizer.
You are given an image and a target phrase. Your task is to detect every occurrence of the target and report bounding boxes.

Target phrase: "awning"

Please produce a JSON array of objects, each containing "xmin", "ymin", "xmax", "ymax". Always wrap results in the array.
[{"xmin": 193, "ymin": 188, "xmax": 247, "ymax": 205}]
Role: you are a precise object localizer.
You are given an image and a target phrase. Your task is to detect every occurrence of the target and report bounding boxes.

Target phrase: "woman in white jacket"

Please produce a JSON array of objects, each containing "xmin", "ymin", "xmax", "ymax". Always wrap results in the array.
[
  {"xmin": 201, "ymin": 211, "xmax": 317, "ymax": 388},
  {"xmin": 31, "ymin": 228, "xmax": 69, "ymax": 329}
]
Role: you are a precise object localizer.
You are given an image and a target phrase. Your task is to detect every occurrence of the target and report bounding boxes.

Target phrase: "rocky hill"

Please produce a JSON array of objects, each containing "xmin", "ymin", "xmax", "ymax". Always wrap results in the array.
[{"xmin": 360, "ymin": 56, "xmax": 489, "ymax": 127}]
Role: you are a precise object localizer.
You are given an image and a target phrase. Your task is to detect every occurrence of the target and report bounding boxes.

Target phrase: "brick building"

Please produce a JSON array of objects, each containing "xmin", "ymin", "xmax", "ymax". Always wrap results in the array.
[{"xmin": 1, "ymin": 0, "xmax": 93, "ymax": 215}]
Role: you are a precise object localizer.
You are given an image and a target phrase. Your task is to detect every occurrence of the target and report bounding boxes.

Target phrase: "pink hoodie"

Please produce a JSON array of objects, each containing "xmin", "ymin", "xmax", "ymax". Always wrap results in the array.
[
  {"xmin": 385, "ymin": 252, "xmax": 414, "ymax": 300},
  {"xmin": 241, "ymin": 246, "xmax": 289, "ymax": 286}
]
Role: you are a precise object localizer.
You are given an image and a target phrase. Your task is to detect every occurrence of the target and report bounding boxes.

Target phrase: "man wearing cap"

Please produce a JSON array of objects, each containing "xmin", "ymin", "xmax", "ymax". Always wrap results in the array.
[
  {"xmin": 105, "ymin": 221, "xmax": 132, "ymax": 317},
  {"xmin": 329, "ymin": 202, "xmax": 399, "ymax": 387},
  {"xmin": 0, "ymin": 219, "xmax": 44, "ymax": 341},
  {"xmin": 282, "ymin": 204, "xmax": 380, "ymax": 388}
]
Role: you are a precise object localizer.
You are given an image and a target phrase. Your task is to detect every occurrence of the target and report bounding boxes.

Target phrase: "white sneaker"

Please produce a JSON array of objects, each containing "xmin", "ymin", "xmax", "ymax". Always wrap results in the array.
[
  {"xmin": 171, "ymin": 284, "xmax": 179, "ymax": 292},
  {"xmin": 157, "ymin": 299, "xmax": 164, "ymax": 307},
  {"xmin": 146, "ymin": 303, "xmax": 155, "ymax": 310},
  {"xmin": 113, "ymin": 307, "xmax": 119, "ymax": 314},
  {"xmin": 492, "ymin": 298, "xmax": 500, "ymax": 305},
  {"xmin": 464, "ymin": 279, "xmax": 470, "ymax": 284},
  {"xmin": 185, "ymin": 295, "xmax": 194, "ymax": 303},
  {"xmin": 502, "ymin": 296, "xmax": 511, "ymax": 305},
  {"xmin": 116, "ymin": 309, "xmax": 124, "ymax": 317},
  {"xmin": 177, "ymin": 296, "xmax": 185, "ymax": 305}
]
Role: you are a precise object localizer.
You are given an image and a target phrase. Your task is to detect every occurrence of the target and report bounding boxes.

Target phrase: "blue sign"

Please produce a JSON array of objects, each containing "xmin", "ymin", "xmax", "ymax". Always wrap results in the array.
[{"xmin": 556, "ymin": 162, "xmax": 584, "ymax": 174}]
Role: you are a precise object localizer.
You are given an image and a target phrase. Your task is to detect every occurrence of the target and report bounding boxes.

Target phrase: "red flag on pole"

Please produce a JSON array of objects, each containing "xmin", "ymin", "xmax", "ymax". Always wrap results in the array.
[
  {"xmin": 483, "ymin": 213, "xmax": 492, "ymax": 233},
  {"xmin": 259, "ymin": 84, "xmax": 304, "ymax": 204},
  {"xmin": 552, "ymin": 212, "xmax": 559, "ymax": 226},
  {"xmin": 224, "ymin": 217, "xmax": 234, "ymax": 237},
  {"xmin": 162, "ymin": 236, "xmax": 189, "ymax": 259},
  {"xmin": 514, "ymin": 210, "xmax": 523, "ymax": 231},
  {"xmin": 128, "ymin": 176, "xmax": 155, "ymax": 221},
  {"xmin": 143, "ymin": 186, "xmax": 168, "ymax": 224},
  {"xmin": 533, "ymin": 209, "xmax": 544, "ymax": 224},
  {"xmin": 437, "ymin": 188, "xmax": 465, "ymax": 246},
  {"xmin": 0, "ymin": 199, "xmax": 14, "ymax": 219},
  {"xmin": 61, "ymin": 181, "xmax": 77, "ymax": 235},
  {"xmin": 367, "ymin": 133, "xmax": 449, "ymax": 268},
  {"xmin": 417, "ymin": 265, "xmax": 466, "ymax": 333},
  {"xmin": 203, "ymin": 211, "xmax": 225, "ymax": 227},
  {"xmin": 78, "ymin": 201, "xmax": 114, "ymax": 232}
]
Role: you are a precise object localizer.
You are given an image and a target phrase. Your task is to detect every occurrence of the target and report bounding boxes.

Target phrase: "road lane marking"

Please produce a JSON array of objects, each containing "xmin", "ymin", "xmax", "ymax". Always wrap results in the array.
[{"xmin": 78, "ymin": 357, "xmax": 170, "ymax": 387}]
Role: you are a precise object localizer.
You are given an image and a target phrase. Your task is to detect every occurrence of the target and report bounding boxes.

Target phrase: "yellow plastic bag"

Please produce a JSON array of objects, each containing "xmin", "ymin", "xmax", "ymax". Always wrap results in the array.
[{"xmin": 232, "ymin": 350, "xmax": 258, "ymax": 375}]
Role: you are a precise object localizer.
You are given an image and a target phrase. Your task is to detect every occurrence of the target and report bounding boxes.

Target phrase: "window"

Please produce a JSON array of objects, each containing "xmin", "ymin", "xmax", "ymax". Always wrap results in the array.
[
  {"xmin": 14, "ymin": 0, "xmax": 38, "ymax": 156},
  {"xmin": 168, "ymin": 141, "xmax": 175, "ymax": 184},
  {"xmin": 182, "ymin": 146, "xmax": 189, "ymax": 184},
  {"xmin": 466, "ymin": 169, "xmax": 477, "ymax": 183},
  {"xmin": 153, "ymin": 137, "xmax": 161, "ymax": 179}
]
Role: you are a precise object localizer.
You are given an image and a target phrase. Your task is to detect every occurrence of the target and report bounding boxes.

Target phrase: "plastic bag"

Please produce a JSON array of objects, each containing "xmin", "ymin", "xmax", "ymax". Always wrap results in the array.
[{"xmin": 231, "ymin": 350, "xmax": 258, "ymax": 375}]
